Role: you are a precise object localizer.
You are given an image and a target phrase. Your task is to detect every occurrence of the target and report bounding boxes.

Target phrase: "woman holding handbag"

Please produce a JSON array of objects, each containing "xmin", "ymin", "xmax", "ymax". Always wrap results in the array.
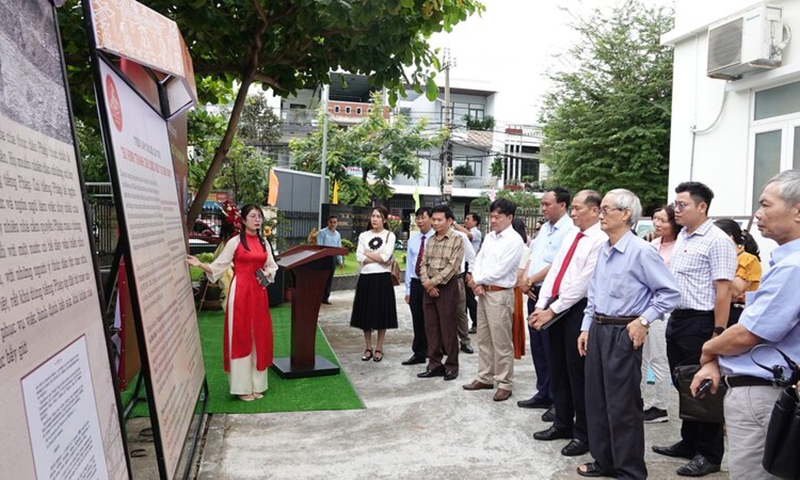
[{"xmin": 350, "ymin": 206, "xmax": 398, "ymax": 362}]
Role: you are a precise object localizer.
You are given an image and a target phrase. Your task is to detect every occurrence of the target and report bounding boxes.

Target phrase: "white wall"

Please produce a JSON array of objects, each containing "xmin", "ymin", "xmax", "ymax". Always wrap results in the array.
[{"xmin": 666, "ymin": 0, "xmax": 800, "ymax": 217}]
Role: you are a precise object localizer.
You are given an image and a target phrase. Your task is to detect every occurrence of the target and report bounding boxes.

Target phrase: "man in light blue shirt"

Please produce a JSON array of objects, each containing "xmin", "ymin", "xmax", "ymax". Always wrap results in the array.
[
  {"xmin": 576, "ymin": 189, "xmax": 679, "ymax": 479},
  {"xmin": 691, "ymin": 170, "xmax": 800, "ymax": 480},
  {"xmin": 517, "ymin": 187, "xmax": 574, "ymax": 415},
  {"xmin": 402, "ymin": 207, "xmax": 434, "ymax": 365},
  {"xmin": 317, "ymin": 215, "xmax": 344, "ymax": 304}
]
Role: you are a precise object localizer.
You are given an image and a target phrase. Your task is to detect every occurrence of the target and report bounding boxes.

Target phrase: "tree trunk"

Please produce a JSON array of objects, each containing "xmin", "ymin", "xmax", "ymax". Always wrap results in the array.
[{"xmin": 186, "ymin": 76, "xmax": 253, "ymax": 230}]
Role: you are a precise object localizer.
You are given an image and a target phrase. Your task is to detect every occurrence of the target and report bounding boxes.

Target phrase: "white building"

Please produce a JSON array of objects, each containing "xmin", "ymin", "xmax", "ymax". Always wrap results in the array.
[
  {"xmin": 663, "ymin": 1, "xmax": 799, "ymax": 212},
  {"xmin": 662, "ymin": 0, "xmax": 799, "ymax": 256},
  {"xmin": 277, "ymin": 73, "xmax": 545, "ymax": 220}
]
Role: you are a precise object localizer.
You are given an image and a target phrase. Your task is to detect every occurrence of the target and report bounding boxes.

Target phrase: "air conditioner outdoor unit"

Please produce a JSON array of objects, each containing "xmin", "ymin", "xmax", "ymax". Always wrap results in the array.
[{"xmin": 707, "ymin": 4, "xmax": 788, "ymax": 80}]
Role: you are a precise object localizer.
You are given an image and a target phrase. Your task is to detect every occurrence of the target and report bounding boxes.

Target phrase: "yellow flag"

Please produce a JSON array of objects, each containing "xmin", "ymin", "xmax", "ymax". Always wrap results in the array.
[
  {"xmin": 332, "ymin": 179, "xmax": 339, "ymax": 204},
  {"xmin": 412, "ymin": 185, "xmax": 420, "ymax": 210},
  {"xmin": 267, "ymin": 169, "xmax": 279, "ymax": 206}
]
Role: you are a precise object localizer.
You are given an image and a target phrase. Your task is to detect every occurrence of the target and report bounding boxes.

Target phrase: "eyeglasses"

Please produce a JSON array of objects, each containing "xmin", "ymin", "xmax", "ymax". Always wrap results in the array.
[
  {"xmin": 599, "ymin": 206, "xmax": 624, "ymax": 216},
  {"xmin": 672, "ymin": 201, "xmax": 690, "ymax": 212}
]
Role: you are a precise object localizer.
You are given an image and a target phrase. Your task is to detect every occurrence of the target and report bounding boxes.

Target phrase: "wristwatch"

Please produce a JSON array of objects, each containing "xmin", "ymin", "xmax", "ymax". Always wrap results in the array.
[
  {"xmin": 525, "ymin": 278, "xmax": 533, "ymax": 287},
  {"xmin": 713, "ymin": 326, "xmax": 725, "ymax": 335},
  {"xmin": 639, "ymin": 317, "xmax": 650, "ymax": 328}
]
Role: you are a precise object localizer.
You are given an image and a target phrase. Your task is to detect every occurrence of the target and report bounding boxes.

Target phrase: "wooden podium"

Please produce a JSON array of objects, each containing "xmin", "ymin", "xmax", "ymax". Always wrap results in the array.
[{"xmin": 272, "ymin": 245, "xmax": 348, "ymax": 379}]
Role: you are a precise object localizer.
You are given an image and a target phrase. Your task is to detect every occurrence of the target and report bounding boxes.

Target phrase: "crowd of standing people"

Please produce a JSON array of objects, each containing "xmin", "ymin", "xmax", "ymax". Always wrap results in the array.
[
  {"xmin": 347, "ymin": 170, "xmax": 800, "ymax": 480},
  {"xmin": 190, "ymin": 169, "xmax": 800, "ymax": 479}
]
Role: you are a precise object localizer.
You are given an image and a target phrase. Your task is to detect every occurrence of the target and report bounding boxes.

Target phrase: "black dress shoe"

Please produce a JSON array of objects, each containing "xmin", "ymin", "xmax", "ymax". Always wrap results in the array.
[
  {"xmin": 561, "ymin": 438, "xmax": 590, "ymax": 457},
  {"xmin": 676, "ymin": 454, "xmax": 721, "ymax": 477},
  {"xmin": 444, "ymin": 370, "xmax": 459, "ymax": 381},
  {"xmin": 460, "ymin": 344, "xmax": 474, "ymax": 354},
  {"xmin": 401, "ymin": 355, "xmax": 426, "ymax": 366},
  {"xmin": 321, "ymin": 300, "xmax": 332, "ymax": 305},
  {"xmin": 533, "ymin": 426, "xmax": 572, "ymax": 441},
  {"xmin": 469, "ymin": 325, "xmax": 477, "ymax": 334},
  {"xmin": 417, "ymin": 367, "xmax": 445, "ymax": 378},
  {"xmin": 652, "ymin": 441, "xmax": 695, "ymax": 460},
  {"xmin": 517, "ymin": 396, "xmax": 551, "ymax": 409},
  {"xmin": 541, "ymin": 405, "xmax": 556, "ymax": 422}
]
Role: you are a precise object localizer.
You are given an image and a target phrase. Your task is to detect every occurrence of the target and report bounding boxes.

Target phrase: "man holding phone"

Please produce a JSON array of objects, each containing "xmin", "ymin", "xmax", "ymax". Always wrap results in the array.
[{"xmin": 691, "ymin": 170, "xmax": 800, "ymax": 479}]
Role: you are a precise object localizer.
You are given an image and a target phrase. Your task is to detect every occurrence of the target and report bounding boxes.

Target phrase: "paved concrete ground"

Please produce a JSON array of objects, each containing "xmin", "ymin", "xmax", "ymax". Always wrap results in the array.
[{"xmin": 196, "ymin": 286, "xmax": 730, "ymax": 480}]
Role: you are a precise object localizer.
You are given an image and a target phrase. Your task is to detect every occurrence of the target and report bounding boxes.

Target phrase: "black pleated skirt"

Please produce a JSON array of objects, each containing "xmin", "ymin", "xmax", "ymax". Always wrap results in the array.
[{"xmin": 350, "ymin": 272, "xmax": 398, "ymax": 330}]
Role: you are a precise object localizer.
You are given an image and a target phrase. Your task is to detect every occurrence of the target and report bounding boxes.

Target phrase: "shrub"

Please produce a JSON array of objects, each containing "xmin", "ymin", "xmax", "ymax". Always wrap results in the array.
[{"xmin": 341, "ymin": 238, "xmax": 356, "ymax": 254}]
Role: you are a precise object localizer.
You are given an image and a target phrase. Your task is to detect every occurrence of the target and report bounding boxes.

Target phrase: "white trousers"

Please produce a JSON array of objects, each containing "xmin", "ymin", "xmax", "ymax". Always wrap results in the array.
[{"xmin": 640, "ymin": 317, "xmax": 670, "ymax": 410}]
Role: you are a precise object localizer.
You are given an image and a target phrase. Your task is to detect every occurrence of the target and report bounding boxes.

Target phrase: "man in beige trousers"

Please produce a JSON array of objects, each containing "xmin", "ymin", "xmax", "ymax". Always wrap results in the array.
[{"xmin": 464, "ymin": 198, "xmax": 524, "ymax": 401}]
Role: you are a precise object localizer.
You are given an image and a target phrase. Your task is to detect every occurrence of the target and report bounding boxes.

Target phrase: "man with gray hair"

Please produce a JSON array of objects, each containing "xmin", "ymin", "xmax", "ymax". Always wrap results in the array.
[
  {"xmin": 690, "ymin": 170, "xmax": 800, "ymax": 479},
  {"xmin": 574, "ymin": 189, "xmax": 679, "ymax": 478}
]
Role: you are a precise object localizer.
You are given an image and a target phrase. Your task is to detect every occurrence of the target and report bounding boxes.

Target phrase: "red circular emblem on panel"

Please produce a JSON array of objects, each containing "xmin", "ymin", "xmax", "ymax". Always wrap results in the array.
[{"xmin": 105, "ymin": 75, "xmax": 123, "ymax": 132}]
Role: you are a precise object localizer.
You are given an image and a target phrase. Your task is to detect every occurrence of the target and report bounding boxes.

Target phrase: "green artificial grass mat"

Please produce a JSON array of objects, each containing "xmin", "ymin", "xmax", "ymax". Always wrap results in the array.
[{"xmin": 121, "ymin": 305, "xmax": 363, "ymax": 416}]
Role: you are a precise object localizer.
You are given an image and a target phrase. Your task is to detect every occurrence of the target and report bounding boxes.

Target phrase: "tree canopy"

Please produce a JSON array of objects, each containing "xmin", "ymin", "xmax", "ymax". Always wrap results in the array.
[
  {"xmin": 290, "ymin": 95, "xmax": 446, "ymax": 205},
  {"xmin": 539, "ymin": 0, "xmax": 674, "ymax": 213},
  {"xmin": 58, "ymin": 0, "xmax": 484, "ymax": 227}
]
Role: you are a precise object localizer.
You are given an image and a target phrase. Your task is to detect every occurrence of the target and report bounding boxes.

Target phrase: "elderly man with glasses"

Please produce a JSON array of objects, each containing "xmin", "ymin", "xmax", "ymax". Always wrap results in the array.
[
  {"xmin": 576, "ymin": 189, "xmax": 679, "ymax": 479},
  {"xmin": 652, "ymin": 181, "xmax": 736, "ymax": 477}
]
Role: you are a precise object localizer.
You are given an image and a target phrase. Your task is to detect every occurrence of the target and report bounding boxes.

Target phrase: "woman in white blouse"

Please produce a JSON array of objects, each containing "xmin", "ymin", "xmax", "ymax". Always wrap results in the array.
[{"xmin": 350, "ymin": 206, "xmax": 398, "ymax": 362}]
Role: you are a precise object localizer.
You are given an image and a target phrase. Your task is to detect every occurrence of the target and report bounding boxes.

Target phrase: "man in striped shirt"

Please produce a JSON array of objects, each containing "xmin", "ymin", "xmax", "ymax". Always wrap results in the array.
[{"xmin": 652, "ymin": 181, "xmax": 736, "ymax": 477}]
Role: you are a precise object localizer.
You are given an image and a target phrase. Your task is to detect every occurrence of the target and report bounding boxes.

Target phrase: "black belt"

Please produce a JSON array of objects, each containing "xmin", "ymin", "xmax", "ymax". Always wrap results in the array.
[
  {"xmin": 724, "ymin": 375, "xmax": 777, "ymax": 388},
  {"xmin": 594, "ymin": 314, "xmax": 638, "ymax": 325},
  {"xmin": 411, "ymin": 278, "xmax": 421, "ymax": 283},
  {"xmin": 671, "ymin": 308, "xmax": 714, "ymax": 319}
]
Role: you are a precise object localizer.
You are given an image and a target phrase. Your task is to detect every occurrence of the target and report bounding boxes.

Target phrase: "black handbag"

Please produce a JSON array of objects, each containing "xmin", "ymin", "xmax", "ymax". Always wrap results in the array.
[
  {"xmin": 674, "ymin": 363, "xmax": 726, "ymax": 424},
  {"xmin": 750, "ymin": 345, "xmax": 800, "ymax": 480}
]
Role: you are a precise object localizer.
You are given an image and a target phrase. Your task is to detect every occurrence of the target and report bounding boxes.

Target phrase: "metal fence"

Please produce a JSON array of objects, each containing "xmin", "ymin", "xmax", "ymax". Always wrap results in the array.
[
  {"xmin": 87, "ymin": 196, "xmax": 118, "ymax": 268},
  {"xmin": 276, "ymin": 210, "xmax": 319, "ymax": 250}
]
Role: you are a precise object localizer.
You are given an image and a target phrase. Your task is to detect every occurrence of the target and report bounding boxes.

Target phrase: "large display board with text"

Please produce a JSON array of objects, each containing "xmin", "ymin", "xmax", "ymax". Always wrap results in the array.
[
  {"xmin": 0, "ymin": 1, "xmax": 129, "ymax": 479},
  {"xmin": 98, "ymin": 59, "xmax": 205, "ymax": 480}
]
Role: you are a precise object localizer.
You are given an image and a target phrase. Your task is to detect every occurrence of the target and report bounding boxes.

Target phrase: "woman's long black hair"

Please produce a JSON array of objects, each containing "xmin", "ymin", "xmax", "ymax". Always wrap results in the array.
[
  {"xmin": 714, "ymin": 218, "xmax": 760, "ymax": 261},
  {"xmin": 239, "ymin": 204, "xmax": 267, "ymax": 253}
]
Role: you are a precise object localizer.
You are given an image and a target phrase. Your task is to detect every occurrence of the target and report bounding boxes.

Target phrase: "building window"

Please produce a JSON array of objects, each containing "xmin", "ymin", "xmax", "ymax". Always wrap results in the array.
[
  {"xmin": 356, "ymin": 107, "xmax": 362, "ymax": 115},
  {"xmin": 334, "ymin": 105, "xmax": 340, "ymax": 113},
  {"xmin": 345, "ymin": 106, "xmax": 351, "ymax": 114},
  {"xmin": 368, "ymin": 108, "xmax": 373, "ymax": 113},
  {"xmin": 755, "ymin": 81, "xmax": 800, "ymax": 121},
  {"xmin": 750, "ymin": 80, "xmax": 800, "ymax": 209}
]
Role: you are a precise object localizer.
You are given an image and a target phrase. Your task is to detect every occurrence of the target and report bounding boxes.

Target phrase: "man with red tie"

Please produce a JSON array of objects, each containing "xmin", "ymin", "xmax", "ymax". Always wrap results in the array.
[{"xmin": 529, "ymin": 190, "xmax": 607, "ymax": 457}]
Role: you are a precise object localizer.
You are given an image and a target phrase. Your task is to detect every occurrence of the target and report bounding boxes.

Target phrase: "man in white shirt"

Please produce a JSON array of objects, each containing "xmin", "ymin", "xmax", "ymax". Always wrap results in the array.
[
  {"xmin": 529, "ymin": 190, "xmax": 607, "ymax": 457},
  {"xmin": 455, "ymin": 212, "xmax": 482, "ymax": 332},
  {"xmin": 463, "ymin": 199, "xmax": 525, "ymax": 401},
  {"xmin": 454, "ymin": 228, "xmax": 477, "ymax": 354},
  {"xmin": 517, "ymin": 187, "xmax": 574, "ymax": 416}
]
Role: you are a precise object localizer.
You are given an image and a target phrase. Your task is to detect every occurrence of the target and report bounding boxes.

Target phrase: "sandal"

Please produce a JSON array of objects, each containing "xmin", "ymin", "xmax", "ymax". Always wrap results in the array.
[
  {"xmin": 373, "ymin": 350, "xmax": 384, "ymax": 362},
  {"xmin": 576, "ymin": 462, "xmax": 613, "ymax": 478},
  {"xmin": 252, "ymin": 392, "xmax": 264, "ymax": 399},
  {"xmin": 362, "ymin": 349, "xmax": 373, "ymax": 361},
  {"xmin": 238, "ymin": 394, "xmax": 255, "ymax": 402}
]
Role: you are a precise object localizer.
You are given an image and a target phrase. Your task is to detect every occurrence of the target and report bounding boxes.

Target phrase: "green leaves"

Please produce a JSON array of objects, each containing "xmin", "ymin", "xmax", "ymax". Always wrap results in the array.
[
  {"xmin": 290, "ymin": 93, "xmax": 444, "ymax": 205},
  {"xmin": 539, "ymin": 0, "xmax": 674, "ymax": 213},
  {"xmin": 425, "ymin": 77, "xmax": 439, "ymax": 101}
]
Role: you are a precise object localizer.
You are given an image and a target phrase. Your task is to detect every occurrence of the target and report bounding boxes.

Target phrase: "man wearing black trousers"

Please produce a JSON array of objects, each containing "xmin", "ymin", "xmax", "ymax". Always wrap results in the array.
[
  {"xmin": 518, "ymin": 187, "xmax": 573, "ymax": 422},
  {"xmin": 402, "ymin": 207, "xmax": 434, "ymax": 366},
  {"xmin": 652, "ymin": 182, "xmax": 736, "ymax": 477},
  {"xmin": 529, "ymin": 190, "xmax": 607, "ymax": 457}
]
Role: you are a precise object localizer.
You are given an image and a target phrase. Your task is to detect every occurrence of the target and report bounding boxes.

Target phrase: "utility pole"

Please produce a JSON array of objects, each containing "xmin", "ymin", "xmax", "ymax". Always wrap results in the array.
[
  {"xmin": 318, "ymin": 84, "xmax": 329, "ymax": 228},
  {"xmin": 441, "ymin": 48, "xmax": 455, "ymax": 205}
]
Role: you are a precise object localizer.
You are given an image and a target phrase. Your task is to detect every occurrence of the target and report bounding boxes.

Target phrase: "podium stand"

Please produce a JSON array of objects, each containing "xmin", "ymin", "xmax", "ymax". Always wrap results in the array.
[{"xmin": 272, "ymin": 245, "xmax": 348, "ymax": 379}]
